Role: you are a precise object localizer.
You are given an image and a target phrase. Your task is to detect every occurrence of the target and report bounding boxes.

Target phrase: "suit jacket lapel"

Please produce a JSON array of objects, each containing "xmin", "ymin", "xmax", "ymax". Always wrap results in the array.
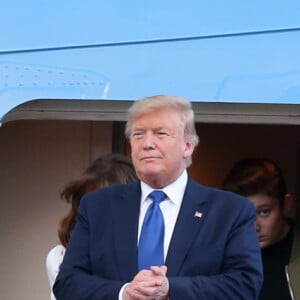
[
  {"xmin": 112, "ymin": 182, "xmax": 141, "ymax": 280},
  {"xmin": 165, "ymin": 179, "xmax": 208, "ymax": 275}
]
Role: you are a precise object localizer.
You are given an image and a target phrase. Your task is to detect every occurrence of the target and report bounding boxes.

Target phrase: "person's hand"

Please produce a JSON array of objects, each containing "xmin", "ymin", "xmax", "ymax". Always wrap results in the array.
[{"xmin": 123, "ymin": 265, "xmax": 169, "ymax": 300}]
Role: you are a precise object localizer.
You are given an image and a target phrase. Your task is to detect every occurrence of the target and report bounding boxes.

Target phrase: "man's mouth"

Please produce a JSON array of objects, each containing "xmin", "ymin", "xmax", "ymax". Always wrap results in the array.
[{"xmin": 141, "ymin": 156, "xmax": 159, "ymax": 160}]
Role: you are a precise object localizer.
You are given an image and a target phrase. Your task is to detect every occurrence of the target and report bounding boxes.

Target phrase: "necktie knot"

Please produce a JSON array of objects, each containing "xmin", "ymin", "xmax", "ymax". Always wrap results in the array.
[{"xmin": 149, "ymin": 190, "xmax": 166, "ymax": 204}]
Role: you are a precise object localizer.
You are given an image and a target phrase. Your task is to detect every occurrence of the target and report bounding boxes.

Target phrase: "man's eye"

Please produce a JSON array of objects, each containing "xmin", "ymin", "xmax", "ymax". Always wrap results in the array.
[
  {"xmin": 132, "ymin": 132, "xmax": 144, "ymax": 139},
  {"xmin": 157, "ymin": 131, "xmax": 168, "ymax": 136},
  {"xmin": 258, "ymin": 209, "xmax": 270, "ymax": 217}
]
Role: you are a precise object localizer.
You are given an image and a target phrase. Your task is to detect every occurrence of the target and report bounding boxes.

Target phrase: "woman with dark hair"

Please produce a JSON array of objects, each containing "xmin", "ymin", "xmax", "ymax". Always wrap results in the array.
[
  {"xmin": 222, "ymin": 158, "xmax": 295, "ymax": 300},
  {"xmin": 46, "ymin": 153, "xmax": 137, "ymax": 300}
]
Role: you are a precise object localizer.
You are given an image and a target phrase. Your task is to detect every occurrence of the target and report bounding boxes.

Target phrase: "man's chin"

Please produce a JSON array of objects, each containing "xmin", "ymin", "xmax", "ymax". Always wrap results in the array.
[
  {"xmin": 138, "ymin": 169, "xmax": 163, "ymax": 180},
  {"xmin": 259, "ymin": 240, "xmax": 270, "ymax": 248},
  {"xmin": 141, "ymin": 170, "xmax": 160, "ymax": 178}
]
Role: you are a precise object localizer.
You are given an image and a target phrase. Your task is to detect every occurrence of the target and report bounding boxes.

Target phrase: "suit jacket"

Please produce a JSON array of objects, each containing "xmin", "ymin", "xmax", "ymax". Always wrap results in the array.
[{"xmin": 54, "ymin": 177, "xmax": 263, "ymax": 300}]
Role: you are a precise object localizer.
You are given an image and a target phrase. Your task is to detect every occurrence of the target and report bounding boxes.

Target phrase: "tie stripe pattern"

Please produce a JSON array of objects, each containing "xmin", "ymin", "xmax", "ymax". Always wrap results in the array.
[{"xmin": 138, "ymin": 190, "xmax": 166, "ymax": 271}]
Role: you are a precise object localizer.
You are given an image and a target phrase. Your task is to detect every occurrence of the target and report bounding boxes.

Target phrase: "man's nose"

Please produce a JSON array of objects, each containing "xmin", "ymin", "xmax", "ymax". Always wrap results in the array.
[
  {"xmin": 255, "ymin": 219, "xmax": 260, "ymax": 232},
  {"xmin": 142, "ymin": 132, "xmax": 155, "ymax": 149}
]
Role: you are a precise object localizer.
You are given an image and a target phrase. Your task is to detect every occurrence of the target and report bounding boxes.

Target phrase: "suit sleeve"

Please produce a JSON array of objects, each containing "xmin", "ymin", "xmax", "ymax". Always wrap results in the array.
[
  {"xmin": 53, "ymin": 196, "xmax": 124, "ymax": 300},
  {"xmin": 168, "ymin": 200, "xmax": 263, "ymax": 300}
]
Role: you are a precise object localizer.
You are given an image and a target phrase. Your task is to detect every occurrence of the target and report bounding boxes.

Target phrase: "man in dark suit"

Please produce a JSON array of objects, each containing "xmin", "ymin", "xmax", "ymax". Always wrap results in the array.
[{"xmin": 54, "ymin": 95, "xmax": 263, "ymax": 299}]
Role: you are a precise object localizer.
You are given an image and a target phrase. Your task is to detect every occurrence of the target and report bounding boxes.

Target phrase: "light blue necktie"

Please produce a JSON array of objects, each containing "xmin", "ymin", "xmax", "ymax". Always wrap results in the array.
[{"xmin": 138, "ymin": 190, "xmax": 166, "ymax": 271}]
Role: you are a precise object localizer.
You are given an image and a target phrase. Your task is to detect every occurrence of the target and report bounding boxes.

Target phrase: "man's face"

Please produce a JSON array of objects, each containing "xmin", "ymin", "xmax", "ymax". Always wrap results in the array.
[
  {"xmin": 129, "ymin": 108, "xmax": 194, "ymax": 188},
  {"xmin": 248, "ymin": 194, "xmax": 289, "ymax": 248}
]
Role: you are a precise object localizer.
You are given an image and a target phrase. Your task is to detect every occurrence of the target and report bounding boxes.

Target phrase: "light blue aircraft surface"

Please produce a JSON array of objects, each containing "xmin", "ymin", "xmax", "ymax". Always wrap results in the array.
[{"xmin": 1, "ymin": 1, "xmax": 300, "ymax": 122}]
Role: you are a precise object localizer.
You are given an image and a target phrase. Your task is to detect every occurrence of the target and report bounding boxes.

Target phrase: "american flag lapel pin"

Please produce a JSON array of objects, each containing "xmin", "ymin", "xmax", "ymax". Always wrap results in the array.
[{"xmin": 194, "ymin": 211, "xmax": 203, "ymax": 218}]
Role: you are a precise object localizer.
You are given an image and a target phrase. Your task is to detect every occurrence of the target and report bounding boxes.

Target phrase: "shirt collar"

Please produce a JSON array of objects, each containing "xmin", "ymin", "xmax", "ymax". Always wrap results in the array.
[{"xmin": 140, "ymin": 170, "xmax": 188, "ymax": 206}]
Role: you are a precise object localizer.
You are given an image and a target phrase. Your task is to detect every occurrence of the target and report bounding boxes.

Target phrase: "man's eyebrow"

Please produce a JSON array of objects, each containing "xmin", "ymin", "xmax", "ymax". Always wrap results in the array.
[
  {"xmin": 154, "ymin": 127, "xmax": 168, "ymax": 130},
  {"xmin": 131, "ymin": 127, "xmax": 145, "ymax": 131},
  {"xmin": 256, "ymin": 204, "xmax": 272, "ymax": 209}
]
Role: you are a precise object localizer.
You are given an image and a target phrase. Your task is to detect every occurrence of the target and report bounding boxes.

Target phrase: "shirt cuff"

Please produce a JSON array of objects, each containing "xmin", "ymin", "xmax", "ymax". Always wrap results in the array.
[{"xmin": 118, "ymin": 283, "xmax": 130, "ymax": 300}]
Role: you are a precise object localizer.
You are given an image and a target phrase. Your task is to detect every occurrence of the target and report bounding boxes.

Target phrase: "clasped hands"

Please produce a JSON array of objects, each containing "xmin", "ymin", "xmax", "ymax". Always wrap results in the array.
[{"xmin": 123, "ymin": 265, "xmax": 169, "ymax": 300}]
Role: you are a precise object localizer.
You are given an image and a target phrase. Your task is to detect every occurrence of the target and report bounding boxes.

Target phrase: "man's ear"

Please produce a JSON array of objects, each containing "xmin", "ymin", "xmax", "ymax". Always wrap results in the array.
[
  {"xmin": 183, "ymin": 142, "xmax": 195, "ymax": 158},
  {"xmin": 283, "ymin": 193, "xmax": 296, "ymax": 221}
]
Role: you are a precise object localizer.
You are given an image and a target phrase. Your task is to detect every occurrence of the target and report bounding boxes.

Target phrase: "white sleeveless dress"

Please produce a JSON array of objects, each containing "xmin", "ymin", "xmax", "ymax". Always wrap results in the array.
[{"xmin": 46, "ymin": 245, "xmax": 66, "ymax": 300}]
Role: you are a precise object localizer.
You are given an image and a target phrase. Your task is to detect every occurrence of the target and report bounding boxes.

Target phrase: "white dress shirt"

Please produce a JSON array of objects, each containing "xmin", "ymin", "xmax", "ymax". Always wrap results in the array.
[{"xmin": 138, "ymin": 170, "xmax": 187, "ymax": 260}]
